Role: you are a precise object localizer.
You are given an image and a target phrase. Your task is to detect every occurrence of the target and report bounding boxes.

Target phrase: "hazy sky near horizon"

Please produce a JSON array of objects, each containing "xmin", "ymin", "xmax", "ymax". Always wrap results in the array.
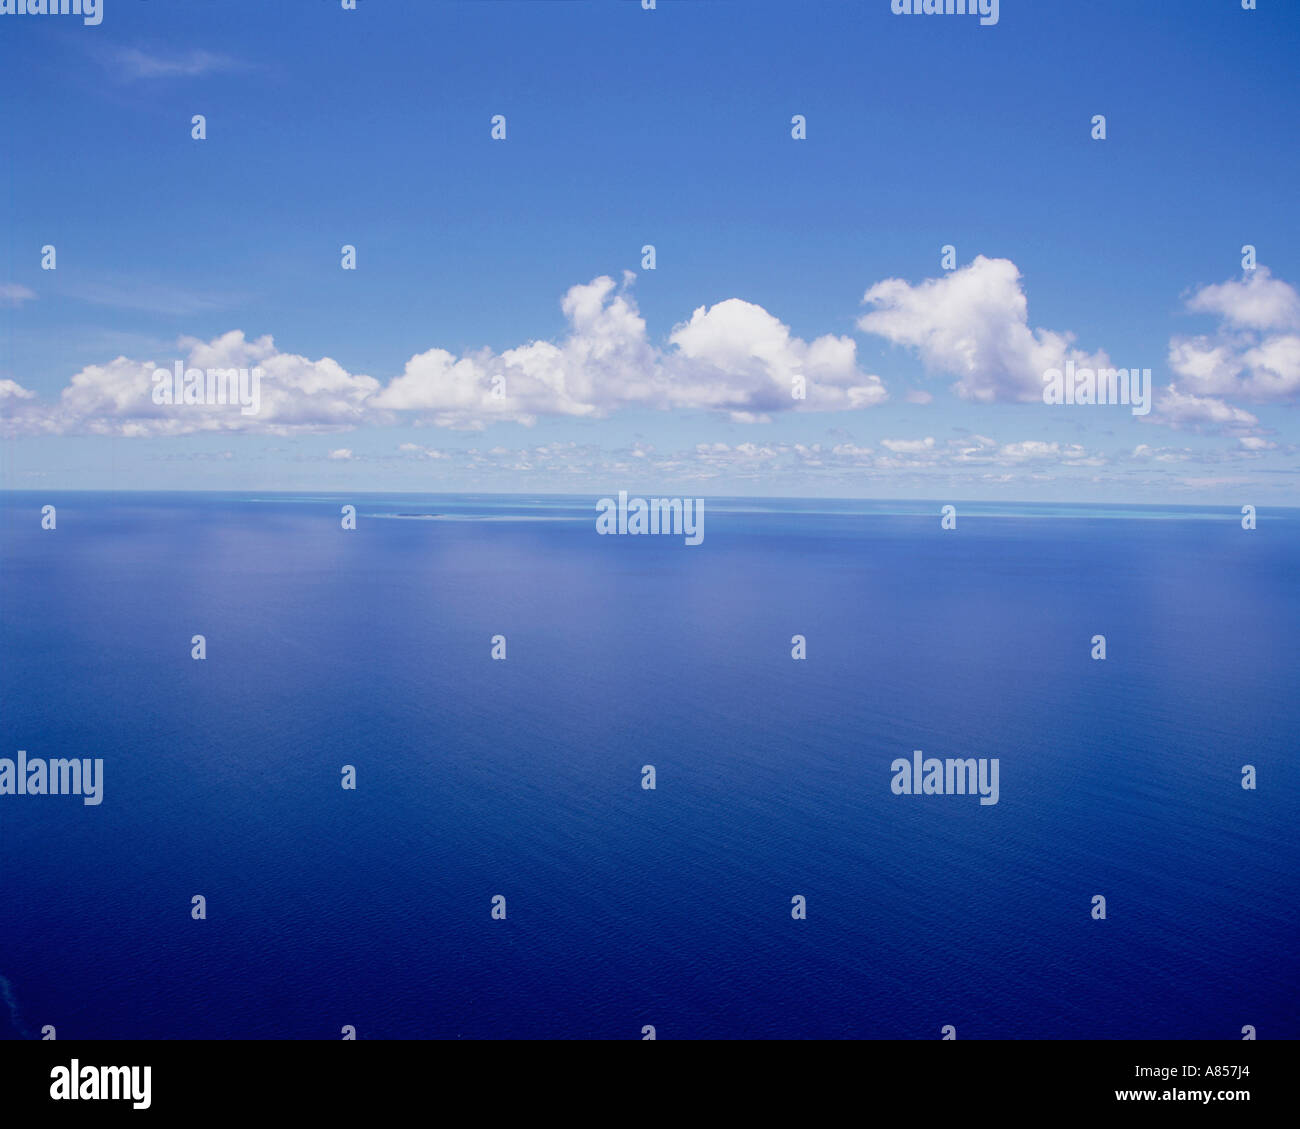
[{"xmin": 2, "ymin": 0, "xmax": 1298, "ymax": 502}]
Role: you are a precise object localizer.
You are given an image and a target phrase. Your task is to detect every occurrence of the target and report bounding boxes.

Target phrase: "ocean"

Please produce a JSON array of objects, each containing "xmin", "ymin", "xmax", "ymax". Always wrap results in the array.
[{"xmin": 0, "ymin": 492, "xmax": 1296, "ymax": 1039}]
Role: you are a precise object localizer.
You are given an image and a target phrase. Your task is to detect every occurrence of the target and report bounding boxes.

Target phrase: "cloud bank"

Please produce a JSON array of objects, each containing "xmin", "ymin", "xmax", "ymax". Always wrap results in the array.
[{"xmin": 2, "ymin": 275, "xmax": 885, "ymax": 436}]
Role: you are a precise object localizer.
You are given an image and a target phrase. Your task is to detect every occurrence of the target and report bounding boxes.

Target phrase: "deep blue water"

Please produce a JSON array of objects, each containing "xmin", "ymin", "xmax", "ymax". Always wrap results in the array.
[{"xmin": 0, "ymin": 492, "xmax": 1296, "ymax": 1039}]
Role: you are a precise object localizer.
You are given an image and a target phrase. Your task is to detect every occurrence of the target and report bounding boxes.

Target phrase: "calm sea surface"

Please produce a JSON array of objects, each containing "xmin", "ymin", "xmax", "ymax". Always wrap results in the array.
[{"xmin": 1, "ymin": 493, "xmax": 1295, "ymax": 1039}]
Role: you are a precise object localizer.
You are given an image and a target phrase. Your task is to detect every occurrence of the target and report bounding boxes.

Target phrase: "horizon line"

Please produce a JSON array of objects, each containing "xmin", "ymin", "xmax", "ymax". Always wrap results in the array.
[{"xmin": 1, "ymin": 488, "xmax": 1294, "ymax": 513}]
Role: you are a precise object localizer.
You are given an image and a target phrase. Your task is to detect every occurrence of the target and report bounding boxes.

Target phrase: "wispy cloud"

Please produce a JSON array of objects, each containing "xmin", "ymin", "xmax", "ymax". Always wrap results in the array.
[
  {"xmin": 109, "ymin": 47, "xmax": 245, "ymax": 81},
  {"xmin": 60, "ymin": 278, "xmax": 248, "ymax": 318},
  {"xmin": 0, "ymin": 284, "xmax": 36, "ymax": 308}
]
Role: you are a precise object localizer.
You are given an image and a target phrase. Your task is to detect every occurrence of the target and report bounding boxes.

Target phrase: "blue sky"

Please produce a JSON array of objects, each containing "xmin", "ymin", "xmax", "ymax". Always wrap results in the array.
[{"xmin": 1, "ymin": 0, "xmax": 1298, "ymax": 501}]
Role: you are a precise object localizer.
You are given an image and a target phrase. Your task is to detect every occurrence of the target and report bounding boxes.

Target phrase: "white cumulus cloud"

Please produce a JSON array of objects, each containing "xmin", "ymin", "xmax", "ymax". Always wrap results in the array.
[
  {"xmin": 1168, "ymin": 268, "xmax": 1300, "ymax": 402},
  {"xmin": 857, "ymin": 256, "xmax": 1110, "ymax": 403}
]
